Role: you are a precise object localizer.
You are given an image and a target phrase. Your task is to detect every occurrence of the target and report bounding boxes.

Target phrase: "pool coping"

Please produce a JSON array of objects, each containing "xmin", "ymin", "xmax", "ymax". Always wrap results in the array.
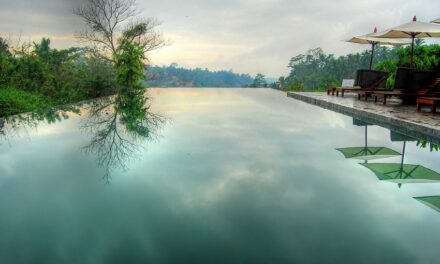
[{"xmin": 287, "ymin": 92, "xmax": 440, "ymax": 144}]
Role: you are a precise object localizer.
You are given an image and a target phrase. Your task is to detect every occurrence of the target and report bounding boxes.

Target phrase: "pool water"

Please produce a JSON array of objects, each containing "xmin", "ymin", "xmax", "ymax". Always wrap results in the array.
[{"xmin": 1, "ymin": 88, "xmax": 440, "ymax": 263}]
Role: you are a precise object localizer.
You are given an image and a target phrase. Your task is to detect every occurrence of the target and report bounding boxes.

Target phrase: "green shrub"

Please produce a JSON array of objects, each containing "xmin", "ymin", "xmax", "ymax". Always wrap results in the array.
[{"xmin": 0, "ymin": 87, "xmax": 54, "ymax": 117}]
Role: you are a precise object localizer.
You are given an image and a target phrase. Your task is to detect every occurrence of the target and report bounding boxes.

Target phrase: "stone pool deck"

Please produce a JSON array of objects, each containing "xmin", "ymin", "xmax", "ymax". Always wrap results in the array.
[{"xmin": 287, "ymin": 92, "xmax": 440, "ymax": 144}]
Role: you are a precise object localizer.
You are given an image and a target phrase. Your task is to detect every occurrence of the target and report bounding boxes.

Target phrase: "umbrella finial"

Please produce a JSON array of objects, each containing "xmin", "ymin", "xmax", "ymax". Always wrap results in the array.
[
  {"xmin": 374, "ymin": 27, "xmax": 378, "ymax": 33},
  {"xmin": 413, "ymin": 16, "xmax": 417, "ymax": 22}
]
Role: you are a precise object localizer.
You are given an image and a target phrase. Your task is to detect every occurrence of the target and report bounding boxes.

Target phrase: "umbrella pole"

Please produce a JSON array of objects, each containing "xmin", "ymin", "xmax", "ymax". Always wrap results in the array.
[
  {"xmin": 401, "ymin": 141, "xmax": 407, "ymax": 171},
  {"xmin": 365, "ymin": 126, "xmax": 368, "ymax": 147},
  {"xmin": 410, "ymin": 35, "xmax": 415, "ymax": 68},
  {"xmin": 397, "ymin": 140, "xmax": 407, "ymax": 188},
  {"xmin": 364, "ymin": 126, "xmax": 368, "ymax": 164},
  {"xmin": 369, "ymin": 43, "xmax": 376, "ymax": 70}
]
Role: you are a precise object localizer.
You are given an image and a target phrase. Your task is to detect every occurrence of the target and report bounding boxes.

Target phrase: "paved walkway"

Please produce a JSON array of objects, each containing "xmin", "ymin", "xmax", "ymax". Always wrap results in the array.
[{"xmin": 287, "ymin": 92, "xmax": 440, "ymax": 143}]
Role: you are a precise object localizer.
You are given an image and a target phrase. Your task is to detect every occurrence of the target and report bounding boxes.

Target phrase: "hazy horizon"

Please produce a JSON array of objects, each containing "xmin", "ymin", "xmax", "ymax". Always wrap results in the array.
[{"xmin": 0, "ymin": 0, "xmax": 439, "ymax": 77}]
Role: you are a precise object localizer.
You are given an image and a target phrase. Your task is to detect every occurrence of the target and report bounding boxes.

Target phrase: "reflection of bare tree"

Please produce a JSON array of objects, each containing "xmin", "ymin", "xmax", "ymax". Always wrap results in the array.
[{"xmin": 82, "ymin": 94, "xmax": 164, "ymax": 183}]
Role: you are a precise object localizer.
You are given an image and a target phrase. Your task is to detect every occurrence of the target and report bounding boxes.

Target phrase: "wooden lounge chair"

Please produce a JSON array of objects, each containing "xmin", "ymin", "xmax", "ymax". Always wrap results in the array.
[
  {"xmin": 373, "ymin": 71, "xmax": 440, "ymax": 105},
  {"xmin": 374, "ymin": 84, "xmax": 439, "ymax": 105},
  {"xmin": 327, "ymin": 79, "xmax": 356, "ymax": 96},
  {"xmin": 370, "ymin": 67, "xmax": 413, "ymax": 104},
  {"xmin": 417, "ymin": 97, "xmax": 440, "ymax": 113},
  {"xmin": 355, "ymin": 75, "xmax": 389, "ymax": 101},
  {"xmin": 335, "ymin": 70, "xmax": 388, "ymax": 97}
]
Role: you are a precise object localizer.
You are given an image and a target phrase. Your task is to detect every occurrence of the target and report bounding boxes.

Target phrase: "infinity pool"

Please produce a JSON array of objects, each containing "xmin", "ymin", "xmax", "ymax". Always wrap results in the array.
[{"xmin": 1, "ymin": 88, "xmax": 440, "ymax": 263}]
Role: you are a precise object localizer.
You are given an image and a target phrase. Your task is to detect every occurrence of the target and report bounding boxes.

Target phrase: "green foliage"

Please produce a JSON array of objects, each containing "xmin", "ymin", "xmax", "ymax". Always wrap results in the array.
[
  {"xmin": 417, "ymin": 139, "xmax": 440, "ymax": 152},
  {"xmin": 115, "ymin": 41, "xmax": 146, "ymax": 92},
  {"xmin": 374, "ymin": 59, "xmax": 399, "ymax": 88},
  {"xmin": 374, "ymin": 45, "xmax": 440, "ymax": 88},
  {"xmin": 277, "ymin": 45, "xmax": 439, "ymax": 91},
  {"xmin": 114, "ymin": 41, "xmax": 151, "ymax": 136},
  {"xmin": 246, "ymin": 73, "xmax": 268, "ymax": 88},
  {"xmin": 283, "ymin": 47, "xmax": 398, "ymax": 91},
  {"xmin": 0, "ymin": 37, "xmax": 10, "ymax": 56},
  {"xmin": 78, "ymin": 55, "xmax": 117, "ymax": 98},
  {"xmin": 148, "ymin": 64, "xmax": 253, "ymax": 87},
  {"xmin": 0, "ymin": 87, "xmax": 53, "ymax": 116},
  {"xmin": 0, "ymin": 38, "xmax": 118, "ymax": 117},
  {"xmin": 394, "ymin": 45, "xmax": 440, "ymax": 69},
  {"xmin": 283, "ymin": 81, "xmax": 305, "ymax": 92}
]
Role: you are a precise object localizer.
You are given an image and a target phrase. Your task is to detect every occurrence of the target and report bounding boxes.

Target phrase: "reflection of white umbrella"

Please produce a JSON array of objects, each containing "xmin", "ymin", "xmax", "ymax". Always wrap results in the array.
[
  {"xmin": 361, "ymin": 137, "xmax": 440, "ymax": 188},
  {"xmin": 347, "ymin": 28, "xmax": 410, "ymax": 69},
  {"xmin": 373, "ymin": 16, "xmax": 440, "ymax": 67},
  {"xmin": 431, "ymin": 18, "xmax": 440, "ymax": 24},
  {"xmin": 415, "ymin": 196, "xmax": 440, "ymax": 213},
  {"xmin": 336, "ymin": 119, "xmax": 400, "ymax": 162}
]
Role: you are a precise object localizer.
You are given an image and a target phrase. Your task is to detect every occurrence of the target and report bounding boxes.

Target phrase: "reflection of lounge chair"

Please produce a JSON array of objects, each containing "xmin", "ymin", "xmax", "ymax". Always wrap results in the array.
[
  {"xmin": 335, "ymin": 70, "xmax": 388, "ymax": 97},
  {"xmin": 374, "ymin": 69, "xmax": 439, "ymax": 105}
]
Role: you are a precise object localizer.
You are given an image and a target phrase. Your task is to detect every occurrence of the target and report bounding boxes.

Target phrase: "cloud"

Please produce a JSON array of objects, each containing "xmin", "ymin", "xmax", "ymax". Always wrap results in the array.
[{"xmin": 0, "ymin": 0, "xmax": 439, "ymax": 76}]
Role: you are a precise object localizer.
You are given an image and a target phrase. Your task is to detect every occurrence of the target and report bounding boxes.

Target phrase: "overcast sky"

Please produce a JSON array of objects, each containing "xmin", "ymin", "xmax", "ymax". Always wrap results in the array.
[{"xmin": 0, "ymin": 0, "xmax": 439, "ymax": 77}]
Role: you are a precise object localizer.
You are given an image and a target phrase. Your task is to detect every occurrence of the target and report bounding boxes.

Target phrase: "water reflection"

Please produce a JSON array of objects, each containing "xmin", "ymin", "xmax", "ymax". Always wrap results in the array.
[
  {"xmin": 361, "ymin": 131, "xmax": 440, "ymax": 188},
  {"xmin": 415, "ymin": 196, "xmax": 440, "ymax": 213},
  {"xmin": 0, "ymin": 106, "xmax": 79, "ymax": 144},
  {"xmin": 336, "ymin": 117, "xmax": 440, "ymax": 213},
  {"xmin": 336, "ymin": 119, "xmax": 401, "ymax": 162},
  {"xmin": 417, "ymin": 139, "xmax": 440, "ymax": 152},
  {"xmin": 0, "ymin": 92, "xmax": 164, "ymax": 183},
  {"xmin": 3, "ymin": 89, "xmax": 440, "ymax": 263},
  {"xmin": 81, "ymin": 94, "xmax": 165, "ymax": 182}
]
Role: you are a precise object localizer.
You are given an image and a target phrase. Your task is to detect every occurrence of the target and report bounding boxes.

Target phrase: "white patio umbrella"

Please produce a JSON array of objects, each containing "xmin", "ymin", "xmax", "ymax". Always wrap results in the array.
[
  {"xmin": 431, "ymin": 18, "xmax": 440, "ymax": 24},
  {"xmin": 373, "ymin": 16, "xmax": 440, "ymax": 67},
  {"xmin": 347, "ymin": 27, "xmax": 410, "ymax": 69}
]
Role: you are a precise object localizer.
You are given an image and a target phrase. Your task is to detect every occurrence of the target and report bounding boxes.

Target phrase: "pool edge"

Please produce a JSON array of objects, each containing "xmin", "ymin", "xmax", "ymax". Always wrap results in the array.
[{"xmin": 287, "ymin": 92, "xmax": 440, "ymax": 144}]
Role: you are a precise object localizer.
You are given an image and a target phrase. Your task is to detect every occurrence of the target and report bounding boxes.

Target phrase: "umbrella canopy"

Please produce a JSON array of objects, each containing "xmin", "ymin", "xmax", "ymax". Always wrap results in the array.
[
  {"xmin": 415, "ymin": 196, "xmax": 440, "ymax": 213},
  {"xmin": 431, "ymin": 18, "xmax": 440, "ymax": 24},
  {"xmin": 373, "ymin": 16, "xmax": 440, "ymax": 67},
  {"xmin": 347, "ymin": 33, "xmax": 411, "ymax": 46},
  {"xmin": 360, "ymin": 163, "xmax": 440, "ymax": 184},
  {"xmin": 347, "ymin": 28, "xmax": 410, "ymax": 69},
  {"xmin": 337, "ymin": 147, "xmax": 401, "ymax": 161}
]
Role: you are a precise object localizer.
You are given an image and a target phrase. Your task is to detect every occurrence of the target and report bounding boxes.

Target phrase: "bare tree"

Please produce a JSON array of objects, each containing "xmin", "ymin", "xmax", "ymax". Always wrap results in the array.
[{"xmin": 74, "ymin": 0, "xmax": 165, "ymax": 61}]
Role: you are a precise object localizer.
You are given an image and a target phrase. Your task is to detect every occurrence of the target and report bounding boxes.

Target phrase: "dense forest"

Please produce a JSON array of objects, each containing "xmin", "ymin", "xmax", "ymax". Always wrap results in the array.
[
  {"xmin": 0, "ymin": 38, "xmax": 118, "ymax": 117},
  {"xmin": 272, "ymin": 43, "xmax": 440, "ymax": 91},
  {"xmin": 147, "ymin": 64, "xmax": 253, "ymax": 87}
]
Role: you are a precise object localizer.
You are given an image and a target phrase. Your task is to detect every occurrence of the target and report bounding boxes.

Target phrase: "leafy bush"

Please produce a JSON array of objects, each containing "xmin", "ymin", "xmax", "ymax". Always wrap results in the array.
[{"xmin": 0, "ymin": 87, "xmax": 53, "ymax": 116}]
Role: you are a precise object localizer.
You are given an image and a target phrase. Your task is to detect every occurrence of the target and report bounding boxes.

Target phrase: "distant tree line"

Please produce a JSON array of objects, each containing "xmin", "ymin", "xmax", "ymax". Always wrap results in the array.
[
  {"xmin": 147, "ymin": 64, "xmax": 253, "ymax": 87},
  {"xmin": 271, "ymin": 43, "xmax": 440, "ymax": 91},
  {"xmin": 243, "ymin": 73, "xmax": 268, "ymax": 88}
]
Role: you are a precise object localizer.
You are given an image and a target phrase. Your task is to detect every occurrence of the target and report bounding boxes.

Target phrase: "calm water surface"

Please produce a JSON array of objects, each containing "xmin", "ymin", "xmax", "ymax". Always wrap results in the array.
[{"xmin": 1, "ymin": 88, "xmax": 440, "ymax": 263}]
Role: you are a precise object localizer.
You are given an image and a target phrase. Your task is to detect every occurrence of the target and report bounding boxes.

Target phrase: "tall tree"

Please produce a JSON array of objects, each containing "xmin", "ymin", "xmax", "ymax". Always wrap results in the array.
[
  {"xmin": 74, "ymin": 0, "xmax": 164, "ymax": 61},
  {"xmin": 249, "ymin": 73, "xmax": 268, "ymax": 88}
]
